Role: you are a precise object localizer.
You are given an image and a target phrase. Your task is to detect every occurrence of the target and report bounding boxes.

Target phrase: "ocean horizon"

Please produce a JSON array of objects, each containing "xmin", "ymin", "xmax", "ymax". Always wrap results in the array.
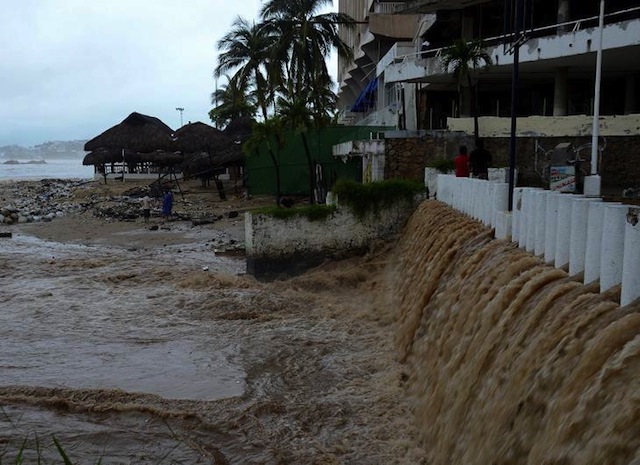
[{"xmin": 0, "ymin": 158, "xmax": 94, "ymax": 181}]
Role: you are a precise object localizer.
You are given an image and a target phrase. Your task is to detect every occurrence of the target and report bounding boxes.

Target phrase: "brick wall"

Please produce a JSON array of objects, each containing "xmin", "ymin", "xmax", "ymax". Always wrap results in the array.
[{"xmin": 385, "ymin": 133, "xmax": 640, "ymax": 189}]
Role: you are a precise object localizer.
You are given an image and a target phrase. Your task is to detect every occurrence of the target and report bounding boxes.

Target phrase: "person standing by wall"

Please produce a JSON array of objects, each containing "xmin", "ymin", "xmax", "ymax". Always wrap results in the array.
[
  {"xmin": 454, "ymin": 145, "xmax": 470, "ymax": 177},
  {"xmin": 470, "ymin": 139, "xmax": 492, "ymax": 179}
]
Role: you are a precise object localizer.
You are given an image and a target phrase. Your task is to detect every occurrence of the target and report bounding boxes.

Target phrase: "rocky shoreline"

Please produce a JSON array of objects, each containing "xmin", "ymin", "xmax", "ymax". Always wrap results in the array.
[
  {"xmin": 0, "ymin": 179, "xmax": 88, "ymax": 224},
  {"xmin": 0, "ymin": 178, "xmax": 274, "ymax": 255}
]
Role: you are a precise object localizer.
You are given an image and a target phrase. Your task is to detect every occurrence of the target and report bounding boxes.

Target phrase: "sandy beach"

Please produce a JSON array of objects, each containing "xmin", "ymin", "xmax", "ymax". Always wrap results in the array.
[{"xmin": 0, "ymin": 178, "xmax": 422, "ymax": 464}]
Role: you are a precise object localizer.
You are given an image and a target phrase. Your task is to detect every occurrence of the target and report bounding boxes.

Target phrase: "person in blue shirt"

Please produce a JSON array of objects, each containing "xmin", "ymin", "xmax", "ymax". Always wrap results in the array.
[{"xmin": 162, "ymin": 189, "xmax": 173, "ymax": 217}]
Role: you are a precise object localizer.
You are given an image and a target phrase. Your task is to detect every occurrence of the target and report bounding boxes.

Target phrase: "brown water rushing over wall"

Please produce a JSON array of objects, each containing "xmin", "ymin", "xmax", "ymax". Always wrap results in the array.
[{"xmin": 393, "ymin": 201, "xmax": 640, "ymax": 464}]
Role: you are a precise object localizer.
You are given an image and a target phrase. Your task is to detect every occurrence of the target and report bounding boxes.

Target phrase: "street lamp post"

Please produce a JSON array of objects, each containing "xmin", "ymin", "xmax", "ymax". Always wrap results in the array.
[
  {"xmin": 585, "ymin": 0, "xmax": 605, "ymax": 197},
  {"xmin": 175, "ymin": 107, "xmax": 185, "ymax": 128}
]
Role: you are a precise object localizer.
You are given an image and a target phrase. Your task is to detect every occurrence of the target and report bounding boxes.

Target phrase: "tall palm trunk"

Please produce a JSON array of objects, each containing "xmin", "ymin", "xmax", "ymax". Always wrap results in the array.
[
  {"xmin": 300, "ymin": 133, "xmax": 316, "ymax": 204},
  {"xmin": 468, "ymin": 73, "xmax": 480, "ymax": 145},
  {"xmin": 259, "ymin": 146, "xmax": 281, "ymax": 203}
]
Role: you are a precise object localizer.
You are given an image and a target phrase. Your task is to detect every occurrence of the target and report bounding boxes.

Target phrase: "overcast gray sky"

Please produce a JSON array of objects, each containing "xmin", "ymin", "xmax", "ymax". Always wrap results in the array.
[{"xmin": 1, "ymin": 0, "xmax": 337, "ymax": 147}]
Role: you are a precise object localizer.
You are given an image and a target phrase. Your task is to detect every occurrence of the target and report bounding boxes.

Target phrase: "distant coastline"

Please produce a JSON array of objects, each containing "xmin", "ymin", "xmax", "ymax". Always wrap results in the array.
[
  {"xmin": 0, "ymin": 139, "xmax": 87, "ymax": 162},
  {"xmin": 0, "ymin": 158, "xmax": 93, "ymax": 181},
  {"xmin": 3, "ymin": 159, "xmax": 47, "ymax": 165}
]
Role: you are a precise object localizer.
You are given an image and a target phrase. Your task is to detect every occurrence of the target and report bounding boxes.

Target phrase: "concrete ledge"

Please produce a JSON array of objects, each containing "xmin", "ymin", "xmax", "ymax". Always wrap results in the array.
[{"xmin": 246, "ymin": 201, "xmax": 418, "ymax": 279}]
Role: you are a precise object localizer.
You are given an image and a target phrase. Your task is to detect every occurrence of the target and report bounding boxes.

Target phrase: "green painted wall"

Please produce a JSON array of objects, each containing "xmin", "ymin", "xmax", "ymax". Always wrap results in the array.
[{"xmin": 246, "ymin": 126, "xmax": 390, "ymax": 196}]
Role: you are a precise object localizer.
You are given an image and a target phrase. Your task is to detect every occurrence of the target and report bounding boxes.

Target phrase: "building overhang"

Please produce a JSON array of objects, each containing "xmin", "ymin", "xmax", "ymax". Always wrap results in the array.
[
  {"xmin": 384, "ymin": 17, "xmax": 640, "ymax": 87},
  {"xmin": 399, "ymin": 0, "xmax": 494, "ymax": 14},
  {"xmin": 368, "ymin": 14, "xmax": 423, "ymax": 39}
]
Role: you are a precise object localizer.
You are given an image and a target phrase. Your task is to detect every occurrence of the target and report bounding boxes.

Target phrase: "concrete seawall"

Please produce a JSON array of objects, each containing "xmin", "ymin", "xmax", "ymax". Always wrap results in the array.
[{"xmin": 245, "ymin": 201, "xmax": 417, "ymax": 279}]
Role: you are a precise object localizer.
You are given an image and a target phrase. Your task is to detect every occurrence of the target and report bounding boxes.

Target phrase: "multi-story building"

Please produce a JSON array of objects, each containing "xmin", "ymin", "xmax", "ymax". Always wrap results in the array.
[{"xmin": 336, "ymin": 0, "xmax": 640, "ymax": 188}]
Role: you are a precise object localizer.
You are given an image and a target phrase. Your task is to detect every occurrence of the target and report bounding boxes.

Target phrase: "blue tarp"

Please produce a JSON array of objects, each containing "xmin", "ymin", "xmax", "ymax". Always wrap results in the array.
[{"xmin": 350, "ymin": 78, "xmax": 378, "ymax": 112}]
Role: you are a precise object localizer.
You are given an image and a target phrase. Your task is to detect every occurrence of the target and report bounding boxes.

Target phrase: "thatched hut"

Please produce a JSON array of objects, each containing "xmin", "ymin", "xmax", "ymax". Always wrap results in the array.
[
  {"xmin": 176, "ymin": 120, "xmax": 251, "ymax": 186},
  {"xmin": 172, "ymin": 122, "xmax": 229, "ymax": 154},
  {"xmin": 84, "ymin": 112, "xmax": 174, "ymax": 152},
  {"xmin": 223, "ymin": 116, "xmax": 254, "ymax": 143},
  {"xmin": 83, "ymin": 112, "xmax": 181, "ymax": 180}
]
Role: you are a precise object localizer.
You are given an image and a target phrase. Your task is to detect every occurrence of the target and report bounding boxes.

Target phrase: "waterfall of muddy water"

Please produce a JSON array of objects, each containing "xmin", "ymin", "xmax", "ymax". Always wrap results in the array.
[
  {"xmin": 393, "ymin": 200, "xmax": 640, "ymax": 464},
  {"xmin": 0, "ymin": 229, "xmax": 425, "ymax": 463}
]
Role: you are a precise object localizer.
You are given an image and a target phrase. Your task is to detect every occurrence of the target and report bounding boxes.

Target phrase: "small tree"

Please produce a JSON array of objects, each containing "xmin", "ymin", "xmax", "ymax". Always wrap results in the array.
[
  {"xmin": 440, "ymin": 39, "xmax": 492, "ymax": 144},
  {"xmin": 243, "ymin": 117, "xmax": 285, "ymax": 203},
  {"xmin": 277, "ymin": 93, "xmax": 319, "ymax": 203}
]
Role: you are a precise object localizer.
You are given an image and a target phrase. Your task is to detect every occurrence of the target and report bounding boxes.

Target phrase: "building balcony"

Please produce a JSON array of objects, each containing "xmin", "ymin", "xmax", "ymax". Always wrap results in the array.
[{"xmin": 384, "ymin": 15, "xmax": 640, "ymax": 86}]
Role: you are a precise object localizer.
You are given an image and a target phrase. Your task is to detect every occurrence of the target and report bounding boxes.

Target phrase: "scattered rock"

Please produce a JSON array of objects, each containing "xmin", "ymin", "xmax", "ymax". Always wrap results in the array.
[
  {"xmin": 192, "ymin": 218, "xmax": 216, "ymax": 226},
  {"xmin": 227, "ymin": 211, "xmax": 239, "ymax": 219},
  {"xmin": 0, "ymin": 232, "xmax": 12, "ymax": 238}
]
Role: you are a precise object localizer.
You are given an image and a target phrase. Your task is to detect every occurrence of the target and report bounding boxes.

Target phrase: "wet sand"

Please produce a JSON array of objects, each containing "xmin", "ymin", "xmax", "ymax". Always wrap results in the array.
[{"xmin": 0, "ymin": 179, "xmax": 423, "ymax": 464}]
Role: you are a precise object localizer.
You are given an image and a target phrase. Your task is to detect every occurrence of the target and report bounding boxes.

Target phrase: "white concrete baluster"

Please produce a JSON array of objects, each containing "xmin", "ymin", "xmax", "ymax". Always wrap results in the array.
[
  {"xmin": 600, "ymin": 204, "xmax": 630, "ymax": 292},
  {"xmin": 544, "ymin": 192, "xmax": 562, "ymax": 264},
  {"xmin": 569, "ymin": 197, "xmax": 602, "ymax": 276},
  {"xmin": 524, "ymin": 188, "xmax": 540, "ymax": 253},
  {"xmin": 512, "ymin": 187, "xmax": 524, "ymax": 245},
  {"xmin": 534, "ymin": 190, "xmax": 548, "ymax": 256},
  {"xmin": 584, "ymin": 201, "xmax": 614, "ymax": 284},
  {"xmin": 555, "ymin": 194, "xmax": 582, "ymax": 268},
  {"xmin": 492, "ymin": 183, "xmax": 509, "ymax": 229},
  {"xmin": 622, "ymin": 206, "xmax": 640, "ymax": 306}
]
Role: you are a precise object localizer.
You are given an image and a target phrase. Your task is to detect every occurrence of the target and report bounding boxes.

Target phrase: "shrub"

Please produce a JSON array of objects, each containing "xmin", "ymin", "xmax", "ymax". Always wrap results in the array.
[
  {"xmin": 252, "ymin": 204, "xmax": 336, "ymax": 222},
  {"xmin": 426, "ymin": 158, "xmax": 455, "ymax": 173},
  {"xmin": 331, "ymin": 178, "xmax": 424, "ymax": 219}
]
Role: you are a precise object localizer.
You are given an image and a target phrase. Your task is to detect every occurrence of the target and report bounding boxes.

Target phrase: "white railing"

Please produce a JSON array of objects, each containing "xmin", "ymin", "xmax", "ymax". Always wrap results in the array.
[
  {"xmin": 373, "ymin": 2, "xmax": 406, "ymax": 14},
  {"xmin": 435, "ymin": 174, "xmax": 640, "ymax": 307}
]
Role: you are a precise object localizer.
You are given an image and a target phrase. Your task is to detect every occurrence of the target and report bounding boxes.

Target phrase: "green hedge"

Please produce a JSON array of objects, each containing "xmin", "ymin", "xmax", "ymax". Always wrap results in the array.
[
  {"xmin": 251, "ymin": 204, "xmax": 337, "ymax": 222},
  {"xmin": 331, "ymin": 179, "xmax": 424, "ymax": 219}
]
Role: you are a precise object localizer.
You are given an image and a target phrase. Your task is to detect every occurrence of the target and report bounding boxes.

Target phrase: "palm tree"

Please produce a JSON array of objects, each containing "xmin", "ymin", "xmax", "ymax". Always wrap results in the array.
[
  {"xmin": 277, "ymin": 91, "xmax": 322, "ymax": 203},
  {"xmin": 260, "ymin": 0, "xmax": 355, "ymax": 114},
  {"xmin": 243, "ymin": 117, "xmax": 285, "ymax": 203},
  {"xmin": 440, "ymin": 39, "xmax": 492, "ymax": 143},
  {"xmin": 209, "ymin": 75, "xmax": 256, "ymax": 128},
  {"xmin": 215, "ymin": 17, "xmax": 277, "ymax": 120}
]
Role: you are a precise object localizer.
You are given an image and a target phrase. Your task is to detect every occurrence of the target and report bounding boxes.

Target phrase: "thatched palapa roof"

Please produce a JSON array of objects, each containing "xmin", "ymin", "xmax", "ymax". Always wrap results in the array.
[
  {"xmin": 83, "ymin": 114, "xmax": 253, "ymax": 175},
  {"xmin": 84, "ymin": 112, "xmax": 174, "ymax": 153},
  {"xmin": 179, "ymin": 119, "xmax": 253, "ymax": 177},
  {"xmin": 172, "ymin": 122, "xmax": 230, "ymax": 154},
  {"xmin": 223, "ymin": 116, "xmax": 254, "ymax": 142}
]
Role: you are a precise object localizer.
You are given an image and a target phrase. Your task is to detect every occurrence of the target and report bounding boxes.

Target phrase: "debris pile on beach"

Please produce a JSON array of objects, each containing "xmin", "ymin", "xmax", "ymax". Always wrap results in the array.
[
  {"xmin": 0, "ymin": 179, "xmax": 89, "ymax": 224},
  {"xmin": 0, "ymin": 179, "xmax": 237, "ymax": 225}
]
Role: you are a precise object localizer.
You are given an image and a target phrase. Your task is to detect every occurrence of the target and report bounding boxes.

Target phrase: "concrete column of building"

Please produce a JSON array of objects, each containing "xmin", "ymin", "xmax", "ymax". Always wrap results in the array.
[
  {"xmin": 545, "ymin": 192, "xmax": 562, "ymax": 264},
  {"xmin": 625, "ymin": 75, "xmax": 637, "ymax": 115},
  {"xmin": 621, "ymin": 206, "xmax": 640, "ymax": 306},
  {"xmin": 534, "ymin": 190, "xmax": 548, "ymax": 256},
  {"xmin": 569, "ymin": 197, "xmax": 602, "ymax": 276},
  {"xmin": 555, "ymin": 194, "xmax": 582, "ymax": 268},
  {"xmin": 600, "ymin": 204, "xmax": 630, "ymax": 292},
  {"xmin": 553, "ymin": 67, "xmax": 569, "ymax": 116}
]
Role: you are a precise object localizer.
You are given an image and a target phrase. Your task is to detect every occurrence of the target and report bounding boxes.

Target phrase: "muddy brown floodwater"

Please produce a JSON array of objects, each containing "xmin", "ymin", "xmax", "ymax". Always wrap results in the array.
[
  {"xmin": 0, "ymin": 223, "xmax": 423, "ymax": 464},
  {"xmin": 3, "ymin": 197, "xmax": 639, "ymax": 464},
  {"xmin": 394, "ymin": 201, "xmax": 640, "ymax": 465}
]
